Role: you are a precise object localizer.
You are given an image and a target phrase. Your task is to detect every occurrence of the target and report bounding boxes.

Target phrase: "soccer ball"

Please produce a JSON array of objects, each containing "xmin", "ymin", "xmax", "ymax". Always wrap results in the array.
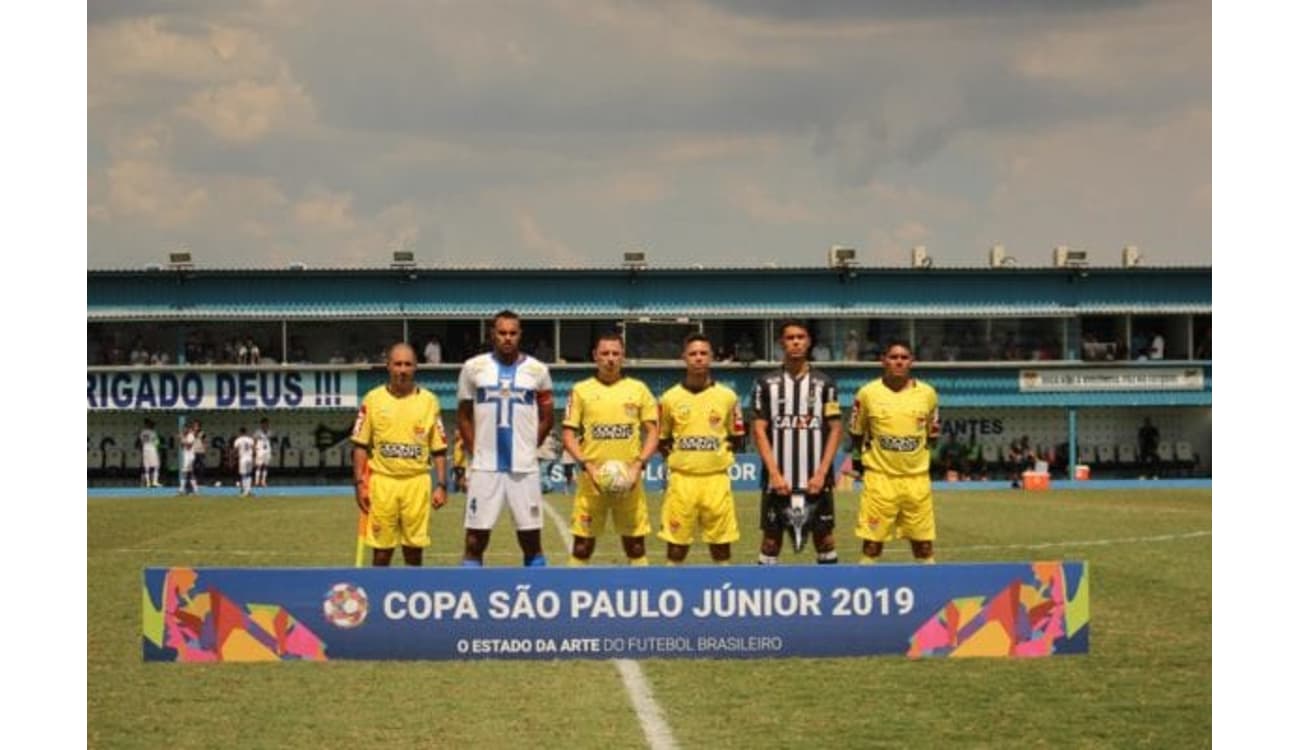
[
  {"xmin": 595, "ymin": 460, "xmax": 633, "ymax": 494},
  {"xmin": 213, "ymin": 481, "xmax": 222, "ymax": 487},
  {"xmin": 322, "ymin": 582, "xmax": 369, "ymax": 629}
]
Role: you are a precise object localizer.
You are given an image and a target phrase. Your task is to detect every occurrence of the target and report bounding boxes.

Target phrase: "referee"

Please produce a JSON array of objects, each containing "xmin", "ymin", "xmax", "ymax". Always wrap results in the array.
[{"xmin": 750, "ymin": 320, "xmax": 843, "ymax": 564}]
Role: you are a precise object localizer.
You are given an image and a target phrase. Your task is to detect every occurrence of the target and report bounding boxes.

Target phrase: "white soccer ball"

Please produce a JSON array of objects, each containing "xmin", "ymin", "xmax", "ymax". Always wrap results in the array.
[
  {"xmin": 595, "ymin": 460, "xmax": 633, "ymax": 494},
  {"xmin": 322, "ymin": 582, "xmax": 370, "ymax": 629},
  {"xmin": 213, "ymin": 481, "xmax": 222, "ymax": 487}
]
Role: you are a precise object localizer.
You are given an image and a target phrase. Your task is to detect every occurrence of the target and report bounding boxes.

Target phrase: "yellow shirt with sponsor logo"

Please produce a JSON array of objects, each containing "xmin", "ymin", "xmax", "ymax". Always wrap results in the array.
[
  {"xmin": 660, "ymin": 381, "xmax": 744, "ymax": 475},
  {"xmin": 849, "ymin": 378, "xmax": 939, "ymax": 477},
  {"xmin": 351, "ymin": 385, "xmax": 447, "ymax": 479},
  {"xmin": 564, "ymin": 376, "xmax": 657, "ymax": 463}
]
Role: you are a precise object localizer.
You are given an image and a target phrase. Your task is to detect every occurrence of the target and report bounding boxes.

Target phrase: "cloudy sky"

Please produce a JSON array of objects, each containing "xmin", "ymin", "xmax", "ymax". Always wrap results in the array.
[{"xmin": 86, "ymin": 0, "xmax": 1210, "ymax": 269}]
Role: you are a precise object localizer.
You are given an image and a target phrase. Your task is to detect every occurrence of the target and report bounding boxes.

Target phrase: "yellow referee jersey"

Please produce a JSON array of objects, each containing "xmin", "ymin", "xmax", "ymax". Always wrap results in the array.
[
  {"xmin": 351, "ymin": 385, "xmax": 447, "ymax": 478},
  {"xmin": 849, "ymin": 378, "xmax": 939, "ymax": 477},
  {"xmin": 659, "ymin": 381, "xmax": 743, "ymax": 475},
  {"xmin": 564, "ymin": 376, "xmax": 657, "ymax": 463}
]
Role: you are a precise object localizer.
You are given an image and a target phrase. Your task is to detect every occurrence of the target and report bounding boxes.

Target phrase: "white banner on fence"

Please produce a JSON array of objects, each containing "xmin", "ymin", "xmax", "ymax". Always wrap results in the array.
[
  {"xmin": 1018, "ymin": 367, "xmax": 1204, "ymax": 392},
  {"xmin": 87, "ymin": 370, "xmax": 358, "ymax": 410}
]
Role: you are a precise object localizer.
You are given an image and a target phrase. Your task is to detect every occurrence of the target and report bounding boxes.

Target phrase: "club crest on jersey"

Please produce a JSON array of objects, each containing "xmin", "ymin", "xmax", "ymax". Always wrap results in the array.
[
  {"xmin": 673, "ymin": 404, "xmax": 691, "ymax": 421},
  {"xmin": 709, "ymin": 410, "xmax": 723, "ymax": 428},
  {"xmin": 624, "ymin": 402, "xmax": 639, "ymax": 419}
]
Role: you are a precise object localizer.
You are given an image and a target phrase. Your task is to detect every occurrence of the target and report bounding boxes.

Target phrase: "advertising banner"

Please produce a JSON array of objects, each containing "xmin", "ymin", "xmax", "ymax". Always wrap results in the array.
[
  {"xmin": 88, "ymin": 370, "xmax": 357, "ymax": 411},
  {"xmin": 143, "ymin": 562, "xmax": 1088, "ymax": 662},
  {"xmin": 1018, "ymin": 367, "xmax": 1204, "ymax": 392}
]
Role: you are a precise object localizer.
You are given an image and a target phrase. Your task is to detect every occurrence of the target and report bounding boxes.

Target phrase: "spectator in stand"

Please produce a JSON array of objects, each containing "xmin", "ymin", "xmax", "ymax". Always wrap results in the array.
[
  {"xmin": 734, "ymin": 333, "xmax": 757, "ymax": 363},
  {"xmin": 937, "ymin": 433, "xmax": 965, "ymax": 478},
  {"xmin": 1147, "ymin": 331, "xmax": 1165, "ymax": 360},
  {"xmin": 842, "ymin": 330, "xmax": 860, "ymax": 362},
  {"xmin": 130, "ymin": 337, "xmax": 150, "ymax": 366},
  {"xmin": 811, "ymin": 339, "xmax": 831, "ymax": 362},
  {"xmin": 1138, "ymin": 418, "xmax": 1160, "ymax": 477},
  {"xmin": 1008, "ymin": 435, "xmax": 1035, "ymax": 488},
  {"xmin": 1195, "ymin": 326, "xmax": 1211, "ymax": 359},
  {"xmin": 244, "ymin": 337, "xmax": 261, "ymax": 364},
  {"xmin": 423, "ymin": 335, "xmax": 443, "ymax": 365},
  {"xmin": 534, "ymin": 337, "xmax": 554, "ymax": 363},
  {"xmin": 917, "ymin": 336, "xmax": 938, "ymax": 362}
]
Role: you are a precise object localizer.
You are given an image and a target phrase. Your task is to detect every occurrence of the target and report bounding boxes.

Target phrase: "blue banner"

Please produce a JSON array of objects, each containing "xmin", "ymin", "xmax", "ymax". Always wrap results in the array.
[
  {"xmin": 143, "ymin": 562, "xmax": 1088, "ymax": 662},
  {"xmin": 542, "ymin": 456, "xmax": 764, "ymax": 491}
]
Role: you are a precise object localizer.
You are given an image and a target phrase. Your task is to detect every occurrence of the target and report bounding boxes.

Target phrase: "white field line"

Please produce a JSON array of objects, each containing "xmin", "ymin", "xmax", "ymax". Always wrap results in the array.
[
  {"xmin": 101, "ymin": 528, "xmax": 1210, "ymax": 559},
  {"xmin": 540, "ymin": 499, "xmax": 679, "ymax": 750}
]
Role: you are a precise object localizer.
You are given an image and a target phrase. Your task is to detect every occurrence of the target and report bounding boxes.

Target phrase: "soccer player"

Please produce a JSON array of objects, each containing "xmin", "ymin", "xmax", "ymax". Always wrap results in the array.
[
  {"xmin": 751, "ymin": 320, "xmax": 842, "ymax": 564},
  {"xmin": 138, "ymin": 418, "xmax": 162, "ymax": 487},
  {"xmin": 177, "ymin": 422, "xmax": 198, "ymax": 495},
  {"xmin": 848, "ymin": 340, "xmax": 941, "ymax": 564},
  {"xmin": 457, "ymin": 310, "xmax": 555, "ymax": 567},
  {"xmin": 658, "ymin": 333, "xmax": 745, "ymax": 564},
  {"xmin": 563, "ymin": 333, "xmax": 659, "ymax": 566},
  {"xmin": 351, "ymin": 342, "xmax": 449, "ymax": 567},
  {"xmin": 451, "ymin": 434, "xmax": 467, "ymax": 492},
  {"xmin": 253, "ymin": 417, "xmax": 273, "ymax": 487},
  {"xmin": 232, "ymin": 427, "xmax": 256, "ymax": 497}
]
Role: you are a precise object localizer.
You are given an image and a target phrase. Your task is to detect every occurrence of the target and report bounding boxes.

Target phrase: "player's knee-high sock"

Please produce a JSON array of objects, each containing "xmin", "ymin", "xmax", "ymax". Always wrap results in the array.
[
  {"xmin": 757, "ymin": 554, "xmax": 778, "ymax": 565},
  {"xmin": 568, "ymin": 555, "xmax": 589, "ymax": 567},
  {"xmin": 858, "ymin": 554, "xmax": 878, "ymax": 565},
  {"xmin": 817, "ymin": 550, "xmax": 839, "ymax": 564},
  {"xmin": 627, "ymin": 555, "xmax": 648, "ymax": 566},
  {"xmin": 915, "ymin": 556, "xmax": 935, "ymax": 564}
]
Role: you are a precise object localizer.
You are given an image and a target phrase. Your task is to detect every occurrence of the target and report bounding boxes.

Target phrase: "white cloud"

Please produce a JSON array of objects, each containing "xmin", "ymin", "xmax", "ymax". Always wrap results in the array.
[{"xmin": 177, "ymin": 71, "xmax": 315, "ymax": 143}]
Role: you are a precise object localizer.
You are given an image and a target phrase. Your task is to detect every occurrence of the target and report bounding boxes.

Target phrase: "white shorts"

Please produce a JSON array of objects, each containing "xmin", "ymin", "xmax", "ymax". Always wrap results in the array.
[
  {"xmin": 142, "ymin": 451, "xmax": 160, "ymax": 470},
  {"xmin": 465, "ymin": 470, "xmax": 544, "ymax": 531},
  {"xmin": 254, "ymin": 455, "xmax": 270, "ymax": 468},
  {"xmin": 239, "ymin": 457, "xmax": 254, "ymax": 475},
  {"xmin": 181, "ymin": 453, "xmax": 195, "ymax": 473}
]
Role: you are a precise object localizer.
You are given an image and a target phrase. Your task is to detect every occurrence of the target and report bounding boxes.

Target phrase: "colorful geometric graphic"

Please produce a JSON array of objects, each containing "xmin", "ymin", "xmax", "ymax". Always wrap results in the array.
[
  {"xmin": 906, "ymin": 561, "xmax": 1089, "ymax": 658},
  {"xmin": 142, "ymin": 567, "xmax": 329, "ymax": 662}
]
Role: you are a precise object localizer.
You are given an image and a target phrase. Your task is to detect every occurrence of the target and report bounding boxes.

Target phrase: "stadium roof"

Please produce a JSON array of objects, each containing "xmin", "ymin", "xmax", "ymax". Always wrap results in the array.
[{"xmin": 87, "ymin": 265, "xmax": 1211, "ymax": 322}]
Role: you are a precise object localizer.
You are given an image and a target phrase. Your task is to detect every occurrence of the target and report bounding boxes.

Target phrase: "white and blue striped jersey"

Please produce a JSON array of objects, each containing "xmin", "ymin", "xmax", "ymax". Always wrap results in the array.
[{"xmin": 457, "ymin": 352, "xmax": 553, "ymax": 474}]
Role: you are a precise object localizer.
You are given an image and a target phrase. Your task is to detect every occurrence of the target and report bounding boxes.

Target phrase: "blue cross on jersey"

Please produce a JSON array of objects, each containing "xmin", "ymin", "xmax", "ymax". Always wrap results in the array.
[{"xmin": 458, "ymin": 353, "xmax": 553, "ymax": 474}]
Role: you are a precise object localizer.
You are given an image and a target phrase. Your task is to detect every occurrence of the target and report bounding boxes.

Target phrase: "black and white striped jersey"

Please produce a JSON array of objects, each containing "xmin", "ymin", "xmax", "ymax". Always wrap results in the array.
[{"xmin": 750, "ymin": 367, "xmax": 841, "ymax": 493}]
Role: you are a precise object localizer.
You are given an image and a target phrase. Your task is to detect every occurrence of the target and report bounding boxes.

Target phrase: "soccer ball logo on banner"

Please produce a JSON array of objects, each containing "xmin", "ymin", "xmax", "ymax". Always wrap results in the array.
[{"xmin": 323, "ymin": 582, "xmax": 370, "ymax": 629}]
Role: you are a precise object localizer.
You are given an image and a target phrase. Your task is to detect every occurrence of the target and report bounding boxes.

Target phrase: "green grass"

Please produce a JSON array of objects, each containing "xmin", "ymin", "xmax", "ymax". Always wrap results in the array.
[{"xmin": 89, "ymin": 488, "xmax": 1211, "ymax": 749}]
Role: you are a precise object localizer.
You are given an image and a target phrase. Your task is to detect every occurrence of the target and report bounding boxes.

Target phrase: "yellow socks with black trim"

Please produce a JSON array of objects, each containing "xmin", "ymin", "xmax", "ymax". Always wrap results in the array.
[
  {"xmin": 859, "ymin": 554, "xmax": 878, "ymax": 565},
  {"xmin": 628, "ymin": 556, "xmax": 649, "ymax": 567},
  {"xmin": 916, "ymin": 556, "xmax": 936, "ymax": 565},
  {"xmin": 568, "ymin": 555, "xmax": 589, "ymax": 567}
]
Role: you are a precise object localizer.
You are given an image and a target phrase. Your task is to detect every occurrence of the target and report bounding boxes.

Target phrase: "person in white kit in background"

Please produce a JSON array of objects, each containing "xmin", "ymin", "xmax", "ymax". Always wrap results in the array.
[
  {"xmin": 233, "ymin": 426, "xmax": 257, "ymax": 497},
  {"xmin": 253, "ymin": 417, "xmax": 273, "ymax": 487},
  {"xmin": 138, "ymin": 418, "xmax": 162, "ymax": 487},
  {"xmin": 178, "ymin": 423, "xmax": 198, "ymax": 495}
]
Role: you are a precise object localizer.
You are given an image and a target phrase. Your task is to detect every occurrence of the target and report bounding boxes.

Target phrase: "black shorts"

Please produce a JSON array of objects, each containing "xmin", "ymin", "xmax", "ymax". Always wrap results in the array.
[
  {"xmin": 760, "ymin": 491, "xmax": 834, "ymax": 536},
  {"xmin": 563, "ymin": 464, "xmax": 575, "ymax": 479}
]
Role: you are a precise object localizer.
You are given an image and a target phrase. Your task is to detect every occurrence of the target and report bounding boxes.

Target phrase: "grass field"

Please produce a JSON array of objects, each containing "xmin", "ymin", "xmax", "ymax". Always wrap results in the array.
[{"xmin": 88, "ymin": 488, "xmax": 1211, "ymax": 749}]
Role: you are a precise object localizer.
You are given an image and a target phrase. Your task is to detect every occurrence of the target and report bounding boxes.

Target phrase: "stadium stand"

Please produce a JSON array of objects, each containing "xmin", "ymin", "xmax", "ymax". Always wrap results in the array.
[{"xmin": 87, "ymin": 264, "xmax": 1211, "ymax": 484}]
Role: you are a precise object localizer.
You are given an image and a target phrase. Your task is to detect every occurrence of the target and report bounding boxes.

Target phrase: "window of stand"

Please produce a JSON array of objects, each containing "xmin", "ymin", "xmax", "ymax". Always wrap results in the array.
[
  {"xmin": 702, "ymin": 320, "xmax": 765, "ymax": 363},
  {"xmin": 408, "ymin": 321, "xmax": 484, "ymax": 364},
  {"xmin": 286, "ymin": 320, "xmax": 403, "ymax": 365},
  {"xmin": 988, "ymin": 318, "xmax": 1063, "ymax": 361},
  {"xmin": 558, "ymin": 320, "xmax": 622, "ymax": 364}
]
